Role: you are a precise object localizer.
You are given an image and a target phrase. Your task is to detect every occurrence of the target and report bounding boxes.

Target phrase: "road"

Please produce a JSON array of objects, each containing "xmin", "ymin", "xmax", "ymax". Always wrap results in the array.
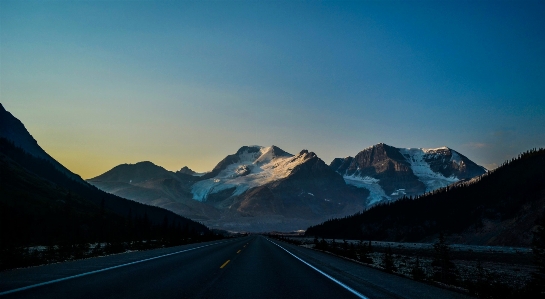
[{"xmin": 0, "ymin": 235, "xmax": 471, "ymax": 299}]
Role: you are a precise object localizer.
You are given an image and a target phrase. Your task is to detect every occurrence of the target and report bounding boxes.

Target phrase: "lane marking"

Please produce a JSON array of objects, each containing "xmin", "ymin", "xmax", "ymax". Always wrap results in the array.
[
  {"xmin": 267, "ymin": 239, "xmax": 369, "ymax": 299},
  {"xmin": 220, "ymin": 260, "xmax": 230, "ymax": 268},
  {"xmin": 0, "ymin": 240, "xmax": 231, "ymax": 296},
  {"xmin": 237, "ymin": 250, "xmax": 241, "ymax": 253}
]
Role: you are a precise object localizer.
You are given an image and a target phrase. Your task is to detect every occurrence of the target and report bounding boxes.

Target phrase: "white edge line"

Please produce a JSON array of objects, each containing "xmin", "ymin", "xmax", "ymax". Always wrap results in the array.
[
  {"xmin": 0, "ymin": 240, "xmax": 230, "ymax": 296},
  {"xmin": 267, "ymin": 239, "xmax": 369, "ymax": 299}
]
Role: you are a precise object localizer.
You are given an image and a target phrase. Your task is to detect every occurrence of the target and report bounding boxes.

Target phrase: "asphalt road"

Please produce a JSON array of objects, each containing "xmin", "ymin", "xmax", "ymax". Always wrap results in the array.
[{"xmin": 0, "ymin": 235, "xmax": 471, "ymax": 299}]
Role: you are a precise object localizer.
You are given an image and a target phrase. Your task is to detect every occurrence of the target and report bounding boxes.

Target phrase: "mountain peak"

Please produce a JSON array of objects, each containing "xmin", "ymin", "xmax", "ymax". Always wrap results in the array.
[
  {"xmin": 135, "ymin": 161, "xmax": 157, "ymax": 166},
  {"xmin": 178, "ymin": 166, "xmax": 197, "ymax": 175},
  {"xmin": 422, "ymin": 146, "xmax": 450, "ymax": 152},
  {"xmin": 236, "ymin": 145, "xmax": 263, "ymax": 155},
  {"xmin": 331, "ymin": 143, "xmax": 486, "ymax": 204},
  {"xmin": 90, "ymin": 160, "xmax": 175, "ymax": 183}
]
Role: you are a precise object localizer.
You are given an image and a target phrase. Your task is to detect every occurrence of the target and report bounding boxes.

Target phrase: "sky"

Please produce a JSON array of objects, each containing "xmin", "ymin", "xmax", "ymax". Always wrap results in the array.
[{"xmin": 1, "ymin": 0, "xmax": 544, "ymax": 179}]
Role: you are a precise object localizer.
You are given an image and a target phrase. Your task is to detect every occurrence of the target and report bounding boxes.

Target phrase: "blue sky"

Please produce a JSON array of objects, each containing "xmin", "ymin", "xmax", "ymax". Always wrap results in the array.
[{"xmin": 1, "ymin": 0, "xmax": 544, "ymax": 178}]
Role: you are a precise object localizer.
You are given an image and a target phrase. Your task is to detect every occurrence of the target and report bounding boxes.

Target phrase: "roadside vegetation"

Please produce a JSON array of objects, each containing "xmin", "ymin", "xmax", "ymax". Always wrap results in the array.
[
  {"xmin": 271, "ymin": 219, "xmax": 545, "ymax": 299},
  {"xmin": 0, "ymin": 214, "xmax": 225, "ymax": 271}
]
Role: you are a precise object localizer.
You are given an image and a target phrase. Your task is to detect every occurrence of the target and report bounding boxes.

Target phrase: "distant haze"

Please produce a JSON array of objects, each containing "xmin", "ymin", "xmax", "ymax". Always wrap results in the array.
[{"xmin": 1, "ymin": 1, "xmax": 544, "ymax": 179}]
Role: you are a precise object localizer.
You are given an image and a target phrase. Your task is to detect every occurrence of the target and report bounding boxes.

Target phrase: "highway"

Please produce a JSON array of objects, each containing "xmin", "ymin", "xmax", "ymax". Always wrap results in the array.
[{"xmin": 0, "ymin": 235, "xmax": 470, "ymax": 299}]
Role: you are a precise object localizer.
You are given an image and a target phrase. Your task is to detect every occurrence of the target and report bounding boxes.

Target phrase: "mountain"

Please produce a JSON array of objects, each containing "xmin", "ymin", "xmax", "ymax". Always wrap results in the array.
[
  {"xmin": 177, "ymin": 166, "xmax": 202, "ymax": 176},
  {"xmin": 191, "ymin": 145, "xmax": 297, "ymax": 201},
  {"xmin": 195, "ymin": 146, "xmax": 369, "ymax": 231},
  {"xmin": 307, "ymin": 148, "xmax": 545, "ymax": 247},
  {"xmin": 88, "ymin": 161, "xmax": 221, "ymax": 221},
  {"xmin": 90, "ymin": 146, "xmax": 370, "ymax": 231},
  {"xmin": 0, "ymin": 103, "xmax": 83, "ymax": 182},
  {"xmin": 92, "ymin": 161, "xmax": 179, "ymax": 184},
  {"xmin": 0, "ymin": 104, "xmax": 210, "ymax": 248},
  {"xmin": 330, "ymin": 143, "xmax": 487, "ymax": 205},
  {"xmin": 89, "ymin": 144, "xmax": 486, "ymax": 232}
]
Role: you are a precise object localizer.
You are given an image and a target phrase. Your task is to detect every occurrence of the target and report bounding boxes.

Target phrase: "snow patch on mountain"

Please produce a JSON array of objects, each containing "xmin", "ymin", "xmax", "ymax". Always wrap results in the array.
[
  {"xmin": 399, "ymin": 148, "xmax": 459, "ymax": 192},
  {"xmin": 191, "ymin": 146, "xmax": 313, "ymax": 202},
  {"xmin": 450, "ymin": 150, "xmax": 462, "ymax": 165},
  {"xmin": 342, "ymin": 175, "xmax": 389, "ymax": 205}
]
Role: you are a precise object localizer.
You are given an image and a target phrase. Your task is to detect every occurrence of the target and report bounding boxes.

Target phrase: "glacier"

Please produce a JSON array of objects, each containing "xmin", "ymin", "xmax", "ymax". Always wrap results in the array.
[{"xmin": 191, "ymin": 146, "xmax": 313, "ymax": 202}]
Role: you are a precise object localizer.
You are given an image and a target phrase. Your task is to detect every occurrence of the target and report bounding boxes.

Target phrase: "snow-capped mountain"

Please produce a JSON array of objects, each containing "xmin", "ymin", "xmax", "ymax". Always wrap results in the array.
[
  {"xmin": 89, "ymin": 145, "xmax": 370, "ymax": 231},
  {"xmin": 191, "ymin": 145, "xmax": 297, "ymax": 201},
  {"xmin": 330, "ymin": 143, "xmax": 487, "ymax": 204},
  {"xmin": 189, "ymin": 145, "xmax": 369, "ymax": 230},
  {"xmin": 88, "ymin": 143, "xmax": 484, "ymax": 231},
  {"xmin": 0, "ymin": 103, "xmax": 83, "ymax": 182}
]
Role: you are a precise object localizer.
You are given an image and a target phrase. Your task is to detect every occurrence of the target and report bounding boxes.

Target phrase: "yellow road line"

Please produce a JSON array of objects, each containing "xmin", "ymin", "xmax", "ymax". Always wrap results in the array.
[
  {"xmin": 220, "ymin": 260, "xmax": 230, "ymax": 269},
  {"xmin": 237, "ymin": 250, "xmax": 241, "ymax": 253}
]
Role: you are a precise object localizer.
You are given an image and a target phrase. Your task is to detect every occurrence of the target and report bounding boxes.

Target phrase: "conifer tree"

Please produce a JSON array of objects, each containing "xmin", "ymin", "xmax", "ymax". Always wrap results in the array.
[
  {"xmin": 528, "ymin": 210, "xmax": 545, "ymax": 297},
  {"xmin": 432, "ymin": 232, "xmax": 457, "ymax": 284},
  {"xmin": 411, "ymin": 256, "xmax": 426, "ymax": 281},
  {"xmin": 381, "ymin": 246, "xmax": 396, "ymax": 273}
]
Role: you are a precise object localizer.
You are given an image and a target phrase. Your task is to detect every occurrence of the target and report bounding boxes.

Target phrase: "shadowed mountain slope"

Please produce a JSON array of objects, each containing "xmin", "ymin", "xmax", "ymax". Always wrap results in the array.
[
  {"xmin": 0, "ymin": 103, "xmax": 83, "ymax": 182},
  {"xmin": 0, "ymin": 104, "xmax": 210, "ymax": 248}
]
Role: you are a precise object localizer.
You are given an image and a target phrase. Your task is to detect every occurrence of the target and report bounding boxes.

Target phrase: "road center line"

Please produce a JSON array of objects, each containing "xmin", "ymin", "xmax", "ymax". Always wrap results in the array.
[
  {"xmin": 0, "ymin": 240, "xmax": 231, "ymax": 296},
  {"xmin": 220, "ymin": 260, "xmax": 230, "ymax": 268},
  {"xmin": 267, "ymin": 239, "xmax": 370, "ymax": 299}
]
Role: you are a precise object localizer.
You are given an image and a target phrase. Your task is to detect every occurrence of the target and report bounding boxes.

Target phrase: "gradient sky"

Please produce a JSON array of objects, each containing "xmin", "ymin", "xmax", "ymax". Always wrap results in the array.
[{"xmin": 1, "ymin": 0, "xmax": 544, "ymax": 179}]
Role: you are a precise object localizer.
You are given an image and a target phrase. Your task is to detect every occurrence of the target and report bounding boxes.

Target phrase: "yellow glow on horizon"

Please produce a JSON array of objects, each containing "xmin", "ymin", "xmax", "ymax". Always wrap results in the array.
[{"xmin": 43, "ymin": 145, "xmax": 219, "ymax": 180}]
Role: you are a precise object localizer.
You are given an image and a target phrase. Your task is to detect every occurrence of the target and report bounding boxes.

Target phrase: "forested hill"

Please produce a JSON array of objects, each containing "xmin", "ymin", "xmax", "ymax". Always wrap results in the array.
[
  {"xmin": 305, "ymin": 148, "xmax": 545, "ymax": 247},
  {"xmin": 0, "ymin": 137, "xmax": 210, "ymax": 247}
]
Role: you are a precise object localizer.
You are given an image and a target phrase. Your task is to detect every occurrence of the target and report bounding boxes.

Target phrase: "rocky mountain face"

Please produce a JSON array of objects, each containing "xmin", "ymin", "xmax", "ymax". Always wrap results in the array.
[
  {"xmin": 199, "ymin": 147, "xmax": 369, "ymax": 231},
  {"xmin": 330, "ymin": 143, "xmax": 487, "ymax": 205}
]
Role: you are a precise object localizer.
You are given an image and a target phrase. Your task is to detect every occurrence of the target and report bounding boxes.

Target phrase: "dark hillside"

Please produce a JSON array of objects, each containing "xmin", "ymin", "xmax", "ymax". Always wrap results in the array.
[
  {"xmin": 306, "ymin": 148, "xmax": 545, "ymax": 247},
  {"xmin": 0, "ymin": 150, "xmax": 128, "ymax": 247},
  {"xmin": 0, "ymin": 137, "xmax": 209, "ymax": 245}
]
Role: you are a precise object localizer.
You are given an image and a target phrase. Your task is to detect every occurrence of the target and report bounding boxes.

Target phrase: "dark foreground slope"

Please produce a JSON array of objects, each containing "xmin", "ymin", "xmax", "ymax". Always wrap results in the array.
[
  {"xmin": 306, "ymin": 148, "xmax": 545, "ymax": 247},
  {"xmin": 0, "ymin": 137, "xmax": 209, "ymax": 236},
  {"xmin": 0, "ymin": 137, "xmax": 224, "ymax": 271}
]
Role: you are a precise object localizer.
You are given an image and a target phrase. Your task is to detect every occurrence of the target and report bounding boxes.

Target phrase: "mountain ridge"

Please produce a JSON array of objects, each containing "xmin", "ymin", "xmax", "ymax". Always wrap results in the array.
[
  {"xmin": 330, "ymin": 143, "xmax": 486, "ymax": 204},
  {"xmin": 89, "ymin": 145, "xmax": 372, "ymax": 231},
  {"xmin": 89, "ymin": 143, "xmax": 486, "ymax": 231}
]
